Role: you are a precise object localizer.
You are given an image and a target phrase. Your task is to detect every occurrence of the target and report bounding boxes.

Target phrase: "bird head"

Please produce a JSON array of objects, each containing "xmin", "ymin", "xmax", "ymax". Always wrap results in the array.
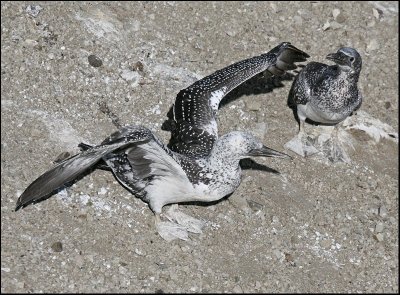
[
  {"xmin": 326, "ymin": 47, "xmax": 362, "ymax": 74},
  {"xmin": 215, "ymin": 131, "xmax": 291, "ymax": 160}
]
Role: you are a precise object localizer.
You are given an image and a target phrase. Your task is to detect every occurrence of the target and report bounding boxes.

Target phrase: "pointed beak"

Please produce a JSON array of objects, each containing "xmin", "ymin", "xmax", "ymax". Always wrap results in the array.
[
  {"xmin": 247, "ymin": 145, "xmax": 292, "ymax": 159},
  {"xmin": 326, "ymin": 52, "xmax": 347, "ymax": 65}
]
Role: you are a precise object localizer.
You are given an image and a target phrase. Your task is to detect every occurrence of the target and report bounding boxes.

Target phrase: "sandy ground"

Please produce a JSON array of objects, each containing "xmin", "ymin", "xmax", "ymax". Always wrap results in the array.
[{"xmin": 1, "ymin": 1, "xmax": 398, "ymax": 293}]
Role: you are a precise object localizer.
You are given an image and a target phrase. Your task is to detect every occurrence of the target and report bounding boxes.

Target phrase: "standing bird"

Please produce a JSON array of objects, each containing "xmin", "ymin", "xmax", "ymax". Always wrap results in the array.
[
  {"xmin": 16, "ymin": 42, "xmax": 309, "ymax": 241},
  {"xmin": 287, "ymin": 47, "xmax": 362, "ymax": 160}
]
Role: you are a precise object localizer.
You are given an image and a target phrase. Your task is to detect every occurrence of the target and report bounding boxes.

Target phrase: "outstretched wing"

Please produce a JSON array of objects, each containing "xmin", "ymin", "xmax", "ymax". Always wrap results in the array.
[
  {"xmin": 169, "ymin": 42, "xmax": 309, "ymax": 158},
  {"xmin": 15, "ymin": 126, "xmax": 153, "ymax": 211}
]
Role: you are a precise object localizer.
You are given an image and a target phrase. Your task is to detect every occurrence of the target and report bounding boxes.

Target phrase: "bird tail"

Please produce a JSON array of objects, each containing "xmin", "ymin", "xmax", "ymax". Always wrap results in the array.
[
  {"xmin": 266, "ymin": 42, "xmax": 310, "ymax": 76},
  {"xmin": 15, "ymin": 144, "xmax": 120, "ymax": 211}
]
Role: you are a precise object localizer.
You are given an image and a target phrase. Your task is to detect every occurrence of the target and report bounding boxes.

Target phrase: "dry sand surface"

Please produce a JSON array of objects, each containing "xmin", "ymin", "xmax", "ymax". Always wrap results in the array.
[{"xmin": 1, "ymin": 1, "xmax": 398, "ymax": 293}]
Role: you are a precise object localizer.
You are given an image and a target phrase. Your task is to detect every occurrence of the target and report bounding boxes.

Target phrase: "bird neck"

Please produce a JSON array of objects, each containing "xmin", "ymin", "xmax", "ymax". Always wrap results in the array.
[
  {"xmin": 334, "ymin": 65, "xmax": 360, "ymax": 82},
  {"xmin": 207, "ymin": 139, "xmax": 242, "ymax": 170}
]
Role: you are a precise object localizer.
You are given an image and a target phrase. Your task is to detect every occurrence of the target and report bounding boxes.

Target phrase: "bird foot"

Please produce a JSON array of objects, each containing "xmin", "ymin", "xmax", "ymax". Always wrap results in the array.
[
  {"xmin": 155, "ymin": 205, "xmax": 205, "ymax": 241},
  {"xmin": 320, "ymin": 137, "xmax": 351, "ymax": 163},
  {"xmin": 165, "ymin": 204, "xmax": 205, "ymax": 234},
  {"xmin": 284, "ymin": 132, "xmax": 320, "ymax": 157},
  {"xmin": 156, "ymin": 219, "xmax": 190, "ymax": 242},
  {"xmin": 285, "ymin": 129, "xmax": 351, "ymax": 163}
]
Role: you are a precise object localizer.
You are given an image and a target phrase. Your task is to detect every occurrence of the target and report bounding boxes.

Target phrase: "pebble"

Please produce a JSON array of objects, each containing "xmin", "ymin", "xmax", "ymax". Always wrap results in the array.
[
  {"xmin": 132, "ymin": 61, "xmax": 144, "ymax": 72},
  {"xmin": 26, "ymin": 5, "xmax": 42, "ymax": 17},
  {"xmin": 374, "ymin": 233, "xmax": 384, "ymax": 242},
  {"xmin": 247, "ymin": 200, "xmax": 263, "ymax": 212},
  {"xmin": 378, "ymin": 205, "xmax": 388, "ymax": 217},
  {"xmin": 332, "ymin": 8, "xmax": 346, "ymax": 23},
  {"xmin": 367, "ymin": 39, "xmax": 379, "ymax": 52},
  {"xmin": 273, "ymin": 249, "xmax": 283, "ymax": 260},
  {"xmin": 51, "ymin": 241, "xmax": 63, "ymax": 252},
  {"xmin": 372, "ymin": 8, "xmax": 382, "ymax": 20},
  {"xmin": 120, "ymin": 69, "xmax": 140, "ymax": 82},
  {"xmin": 74, "ymin": 254, "xmax": 84, "ymax": 268},
  {"xmin": 88, "ymin": 55, "xmax": 103, "ymax": 67},
  {"xmin": 375, "ymin": 223, "xmax": 384, "ymax": 233},
  {"xmin": 232, "ymin": 285, "xmax": 243, "ymax": 293},
  {"xmin": 329, "ymin": 21, "xmax": 343, "ymax": 29},
  {"xmin": 245, "ymin": 99, "xmax": 262, "ymax": 111},
  {"xmin": 293, "ymin": 15, "xmax": 303, "ymax": 25}
]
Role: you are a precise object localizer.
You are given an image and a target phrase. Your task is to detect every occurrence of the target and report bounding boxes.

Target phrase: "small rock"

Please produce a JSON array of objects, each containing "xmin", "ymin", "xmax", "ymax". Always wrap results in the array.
[
  {"xmin": 379, "ymin": 205, "xmax": 388, "ymax": 217},
  {"xmin": 322, "ymin": 21, "xmax": 331, "ymax": 31},
  {"xmin": 375, "ymin": 222, "xmax": 384, "ymax": 233},
  {"xmin": 135, "ymin": 248, "xmax": 146, "ymax": 256},
  {"xmin": 120, "ymin": 69, "xmax": 140, "ymax": 83},
  {"xmin": 245, "ymin": 99, "xmax": 262, "ymax": 111},
  {"xmin": 284, "ymin": 252, "xmax": 295, "ymax": 263},
  {"xmin": 384, "ymin": 101, "xmax": 391, "ymax": 109},
  {"xmin": 26, "ymin": 5, "xmax": 42, "ymax": 17},
  {"xmin": 332, "ymin": 8, "xmax": 340, "ymax": 19},
  {"xmin": 332, "ymin": 8, "xmax": 346, "ymax": 23},
  {"xmin": 88, "ymin": 55, "xmax": 103, "ymax": 67},
  {"xmin": 374, "ymin": 233, "xmax": 384, "ymax": 242},
  {"xmin": 51, "ymin": 241, "xmax": 63, "ymax": 252},
  {"xmin": 273, "ymin": 249, "xmax": 283, "ymax": 260},
  {"xmin": 367, "ymin": 20, "xmax": 376, "ymax": 28},
  {"xmin": 329, "ymin": 21, "xmax": 343, "ymax": 30},
  {"xmin": 251, "ymin": 122, "xmax": 267, "ymax": 141},
  {"xmin": 132, "ymin": 61, "xmax": 144, "ymax": 72},
  {"xmin": 74, "ymin": 254, "xmax": 84, "ymax": 268},
  {"xmin": 24, "ymin": 39, "xmax": 38, "ymax": 47},
  {"xmin": 247, "ymin": 200, "xmax": 263, "ymax": 212},
  {"xmin": 226, "ymin": 30, "xmax": 237, "ymax": 37},
  {"xmin": 16, "ymin": 281, "xmax": 25, "ymax": 289},
  {"xmin": 232, "ymin": 285, "xmax": 243, "ymax": 293},
  {"xmin": 367, "ymin": 39, "xmax": 379, "ymax": 52},
  {"xmin": 372, "ymin": 8, "xmax": 382, "ymax": 20},
  {"xmin": 293, "ymin": 15, "xmax": 303, "ymax": 25}
]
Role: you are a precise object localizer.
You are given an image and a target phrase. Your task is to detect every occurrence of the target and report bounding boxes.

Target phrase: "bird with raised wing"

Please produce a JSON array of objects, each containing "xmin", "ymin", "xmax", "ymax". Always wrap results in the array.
[{"xmin": 16, "ymin": 42, "xmax": 309, "ymax": 241}]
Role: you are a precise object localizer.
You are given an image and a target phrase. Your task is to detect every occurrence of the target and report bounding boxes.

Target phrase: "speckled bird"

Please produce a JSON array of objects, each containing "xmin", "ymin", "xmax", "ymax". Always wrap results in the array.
[
  {"xmin": 16, "ymin": 42, "xmax": 309, "ymax": 240},
  {"xmin": 289, "ymin": 47, "xmax": 362, "ymax": 137}
]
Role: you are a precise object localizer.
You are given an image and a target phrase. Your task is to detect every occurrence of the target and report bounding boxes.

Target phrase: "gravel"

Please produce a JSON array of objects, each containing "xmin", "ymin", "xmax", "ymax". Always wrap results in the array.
[{"xmin": 1, "ymin": 1, "xmax": 398, "ymax": 293}]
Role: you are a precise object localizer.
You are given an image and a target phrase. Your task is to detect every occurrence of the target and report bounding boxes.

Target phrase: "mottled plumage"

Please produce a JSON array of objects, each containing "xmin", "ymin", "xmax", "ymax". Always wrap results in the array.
[
  {"xmin": 16, "ymin": 42, "xmax": 309, "ymax": 240},
  {"xmin": 289, "ymin": 47, "xmax": 362, "ymax": 128},
  {"xmin": 170, "ymin": 42, "xmax": 309, "ymax": 157}
]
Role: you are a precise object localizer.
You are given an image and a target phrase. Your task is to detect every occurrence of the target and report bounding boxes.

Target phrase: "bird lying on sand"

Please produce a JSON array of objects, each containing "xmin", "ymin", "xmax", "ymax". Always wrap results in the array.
[{"xmin": 16, "ymin": 42, "xmax": 309, "ymax": 241}]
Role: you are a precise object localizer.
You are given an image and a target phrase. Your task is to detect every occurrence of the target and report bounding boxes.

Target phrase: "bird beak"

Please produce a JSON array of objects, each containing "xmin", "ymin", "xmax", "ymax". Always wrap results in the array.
[
  {"xmin": 247, "ymin": 145, "xmax": 292, "ymax": 159},
  {"xmin": 326, "ymin": 52, "xmax": 347, "ymax": 65}
]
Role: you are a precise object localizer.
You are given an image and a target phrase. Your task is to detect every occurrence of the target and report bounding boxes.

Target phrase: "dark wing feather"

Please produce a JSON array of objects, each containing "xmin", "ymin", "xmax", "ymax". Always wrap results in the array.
[
  {"xmin": 15, "ymin": 125, "xmax": 153, "ymax": 211},
  {"xmin": 290, "ymin": 62, "xmax": 330, "ymax": 105},
  {"xmin": 170, "ymin": 42, "xmax": 309, "ymax": 157}
]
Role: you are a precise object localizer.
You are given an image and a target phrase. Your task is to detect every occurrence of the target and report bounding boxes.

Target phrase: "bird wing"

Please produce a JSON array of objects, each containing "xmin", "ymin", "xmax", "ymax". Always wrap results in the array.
[
  {"xmin": 290, "ymin": 62, "xmax": 330, "ymax": 105},
  {"xmin": 169, "ymin": 42, "xmax": 309, "ymax": 158},
  {"xmin": 102, "ymin": 127, "xmax": 193, "ymax": 210},
  {"xmin": 15, "ymin": 125, "xmax": 154, "ymax": 211}
]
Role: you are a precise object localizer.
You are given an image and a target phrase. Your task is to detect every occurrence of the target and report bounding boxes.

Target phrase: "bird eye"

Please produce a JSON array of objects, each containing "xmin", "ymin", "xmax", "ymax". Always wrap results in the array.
[{"xmin": 350, "ymin": 57, "xmax": 355, "ymax": 62}]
